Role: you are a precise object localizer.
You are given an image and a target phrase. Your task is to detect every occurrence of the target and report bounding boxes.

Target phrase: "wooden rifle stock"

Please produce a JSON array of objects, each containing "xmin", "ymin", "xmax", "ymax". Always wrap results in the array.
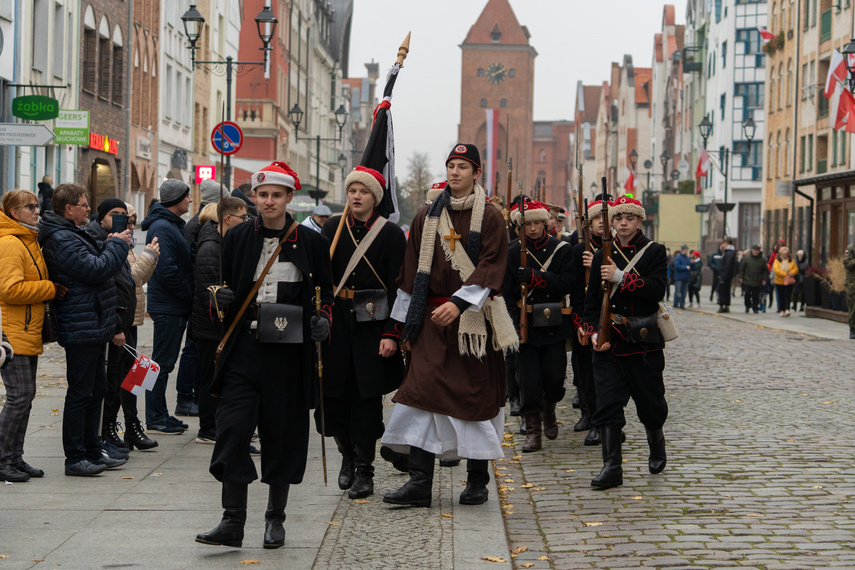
[
  {"xmin": 519, "ymin": 196, "xmax": 528, "ymax": 344},
  {"xmin": 596, "ymin": 177, "xmax": 612, "ymax": 349}
]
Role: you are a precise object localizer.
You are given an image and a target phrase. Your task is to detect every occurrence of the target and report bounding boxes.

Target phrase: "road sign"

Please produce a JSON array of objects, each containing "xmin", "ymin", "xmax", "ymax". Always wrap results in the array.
[
  {"xmin": 0, "ymin": 123, "xmax": 55, "ymax": 146},
  {"xmin": 695, "ymin": 204, "xmax": 710, "ymax": 213},
  {"xmin": 211, "ymin": 121, "xmax": 243, "ymax": 156},
  {"xmin": 55, "ymin": 110, "xmax": 90, "ymax": 145}
]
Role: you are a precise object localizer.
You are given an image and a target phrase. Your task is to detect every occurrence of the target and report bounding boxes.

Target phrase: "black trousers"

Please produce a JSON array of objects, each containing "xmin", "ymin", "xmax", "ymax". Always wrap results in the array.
[
  {"xmin": 63, "ymin": 344, "xmax": 108, "ymax": 465},
  {"xmin": 744, "ymin": 285, "xmax": 761, "ymax": 311},
  {"xmin": 196, "ymin": 337, "xmax": 221, "ymax": 434},
  {"xmin": 571, "ymin": 336, "xmax": 596, "ymax": 419},
  {"xmin": 717, "ymin": 277, "xmax": 732, "ymax": 307},
  {"xmin": 517, "ymin": 341, "xmax": 567, "ymax": 416},
  {"xmin": 592, "ymin": 349, "xmax": 667, "ymax": 430},
  {"xmin": 314, "ymin": 369, "xmax": 384, "ymax": 443},
  {"xmin": 209, "ymin": 330, "xmax": 310, "ymax": 486},
  {"xmin": 104, "ymin": 326, "xmax": 139, "ymax": 425},
  {"xmin": 710, "ymin": 271, "xmax": 720, "ymax": 301},
  {"xmin": 506, "ymin": 353, "xmax": 519, "ymax": 406}
]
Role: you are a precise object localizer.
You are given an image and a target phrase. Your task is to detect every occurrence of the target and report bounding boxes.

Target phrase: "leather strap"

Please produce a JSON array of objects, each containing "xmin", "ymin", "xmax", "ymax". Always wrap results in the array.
[{"xmin": 216, "ymin": 221, "xmax": 298, "ymax": 359}]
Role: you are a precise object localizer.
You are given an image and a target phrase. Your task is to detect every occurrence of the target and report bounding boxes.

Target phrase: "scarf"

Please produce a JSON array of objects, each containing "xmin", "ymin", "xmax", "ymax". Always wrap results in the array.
[{"xmin": 402, "ymin": 185, "xmax": 484, "ymax": 346}]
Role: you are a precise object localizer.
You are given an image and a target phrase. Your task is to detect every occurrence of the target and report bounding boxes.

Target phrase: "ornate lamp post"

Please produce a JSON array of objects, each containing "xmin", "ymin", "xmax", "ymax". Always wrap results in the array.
[
  {"xmin": 181, "ymin": 3, "xmax": 277, "ymax": 187},
  {"xmin": 289, "ymin": 104, "xmax": 349, "ymax": 205}
]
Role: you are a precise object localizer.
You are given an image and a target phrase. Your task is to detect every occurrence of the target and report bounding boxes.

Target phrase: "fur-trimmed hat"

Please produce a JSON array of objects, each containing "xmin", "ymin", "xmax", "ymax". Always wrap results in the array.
[
  {"xmin": 446, "ymin": 143, "xmax": 481, "ymax": 170},
  {"xmin": 251, "ymin": 161, "xmax": 301, "ymax": 193},
  {"xmin": 345, "ymin": 165, "xmax": 385, "ymax": 206},
  {"xmin": 609, "ymin": 195, "xmax": 645, "ymax": 220},
  {"xmin": 587, "ymin": 199, "xmax": 607, "ymax": 220},
  {"xmin": 510, "ymin": 200, "xmax": 550, "ymax": 225}
]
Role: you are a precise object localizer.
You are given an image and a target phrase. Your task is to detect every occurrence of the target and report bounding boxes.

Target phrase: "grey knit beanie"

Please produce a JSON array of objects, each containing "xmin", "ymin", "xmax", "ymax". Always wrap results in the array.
[
  {"xmin": 200, "ymin": 179, "xmax": 226, "ymax": 206},
  {"xmin": 159, "ymin": 179, "xmax": 190, "ymax": 207}
]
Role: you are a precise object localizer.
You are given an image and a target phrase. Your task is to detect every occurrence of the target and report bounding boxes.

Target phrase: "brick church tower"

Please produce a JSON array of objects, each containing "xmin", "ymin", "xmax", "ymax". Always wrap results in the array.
[{"xmin": 459, "ymin": 0, "xmax": 536, "ymax": 197}]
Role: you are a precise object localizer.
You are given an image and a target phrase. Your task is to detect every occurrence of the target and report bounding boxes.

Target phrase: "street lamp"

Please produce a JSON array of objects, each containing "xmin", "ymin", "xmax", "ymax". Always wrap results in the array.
[
  {"xmin": 338, "ymin": 152, "xmax": 348, "ymax": 198},
  {"xmin": 289, "ymin": 104, "xmax": 349, "ymax": 204},
  {"xmin": 629, "ymin": 149, "xmax": 638, "ymax": 170},
  {"xmin": 698, "ymin": 115, "xmax": 757, "ymax": 238},
  {"xmin": 590, "ymin": 181, "xmax": 598, "ymax": 197},
  {"xmin": 843, "ymin": 39, "xmax": 855, "ymax": 91},
  {"xmin": 181, "ymin": 4, "xmax": 277, "ymax": 188}
]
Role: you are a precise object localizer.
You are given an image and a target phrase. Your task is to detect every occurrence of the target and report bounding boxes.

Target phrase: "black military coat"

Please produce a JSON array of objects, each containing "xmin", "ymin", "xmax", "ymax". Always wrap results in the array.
[
  {"xmin": 503, "ymin": 230, "xmax": 575, "ymax": 347},
  {"xmin": 583, "ymin": 229, "xmax": 667, "ymax": 356},
  {"xmin": 321, "ymin": 211, "xmax": 406, "ymax": 399},
  {"xmin": 569, "ymin": 233, "xmax": 603, "ymax": 335}
]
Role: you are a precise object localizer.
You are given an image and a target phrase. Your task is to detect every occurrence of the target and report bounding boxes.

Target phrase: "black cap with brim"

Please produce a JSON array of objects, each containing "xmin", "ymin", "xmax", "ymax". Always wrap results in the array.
[{"xmin": 446, "ymin": 143, "xmax": 481, "ymax": 171}]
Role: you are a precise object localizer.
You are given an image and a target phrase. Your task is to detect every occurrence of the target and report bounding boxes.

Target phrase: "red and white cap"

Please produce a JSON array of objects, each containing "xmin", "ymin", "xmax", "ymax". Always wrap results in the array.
[
  {"xmin": 510, "ymin": 200, "xmax": 550, "ymax": 225},
  {"xmin": 345, "ymin": 165, "xmax": 386, "ymax": 206},
  {"xmin": 251, "ymin": 161, "xmax": 301, "ymax": 193},
  {"xmin": 609, "ymin": 195, "xmax": 645, "ymax": 220}
]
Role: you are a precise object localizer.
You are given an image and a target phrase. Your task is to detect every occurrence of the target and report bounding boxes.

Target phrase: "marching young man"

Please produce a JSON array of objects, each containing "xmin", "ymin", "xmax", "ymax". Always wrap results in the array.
[
  {"xmin": 196, "ymin": 161, "xmax": 333, "ymax": 549},
  {"xmin": 503, "ymin": 200, "xmax": 574, "ymax": 452},
  {"xmin": 381, "ymin": 144, "xmax": 517, "ymax": 507},
  {"xmin": 319, "ymin": 166, "xmax": 406, "ymax": 499},
  {"xmin": 583, "ymin": 195, "xmax": 668, "ymax": 490}
]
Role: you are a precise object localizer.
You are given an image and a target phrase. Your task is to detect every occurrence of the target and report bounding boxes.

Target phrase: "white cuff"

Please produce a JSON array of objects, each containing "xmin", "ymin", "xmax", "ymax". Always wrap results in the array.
[
  {"xmin": 390, "ymin": 289, "xmax": 411, "ymax": 321},
  {"xmin": 453, "ymin": 284, "xmax": 490, "ymax": 311},
  {"xmin": 610, "ymin": 268, "xmax": 624, "ymax": 284}
]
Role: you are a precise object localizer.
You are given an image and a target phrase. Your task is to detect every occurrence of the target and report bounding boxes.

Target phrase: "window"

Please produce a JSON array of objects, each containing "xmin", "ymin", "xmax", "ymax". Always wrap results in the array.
[
  {"xmin": 539, "ymin": 149, "xmax": 546, "ymax": 161},
  {"xmin": 777, "ymin": 63, "xmax": 784, "ymax": 110},
  {"xmin": 112, "ymin": 45, "xmax": 123, "ymax": 105},
  {"xmin": 767, "ymin": 142, "xmax": 773, "ymax": 179},
  {"xmin": 800, "ymin": 135, "xmax": 806, "ymax": 172},
  {"xmin": 771, "ymin": 4, "xmax": 777, "ymax": 33},
  {"xmin": 769, "ymin": 78, "xmax": 775, "ymax": 111},
  {"xmin": 83, "ymin": 28, "xmax": 97, "ymax": 92},
  {"xmin": 736, "ymin": 28, "xmax": 763, "ymax": 54},
  {"xmin": 808, "ymin": 134, "xmax": 814, "ymax": 171},
  {"xmin": 720, "ymin": 94, "xmax": 726, "ymax": 119},
  {"xmin": 722, "ymin": 41, "xmax": 727, "ymax": 68},
  {"xmin": 99, "ymin": 37, "xmax": 111, "ymax": 98},
  {"xmin": 32, "ymin": 0, "xmax": 48, "ymax": 72},
  {"xmin": 480, "ymin": 98, "xmax": 487, "ymax": 108},
  {"xmin": 832, "ymin": 130, "xmax": 838, "ymax": 167},
  {"xmin": 734, "ymin": 141, "xmax": 761, "ymax": 180},
  {"xmin": 784, "ymin": 129, "xmax": 790, "ymax": 175},
  {"xmin": 776, "ymin": 132, "xmax": 782, "ymax": 177},
  {"xmin": 802, "ymin": 63, "xmax": 808, "ymax": 99},
  {"xmin": 734, "ymin": 83, "xmax": 764, "ymax": 108},
  {"xmin": 500, "ymin": 98, "xmax": 507, "ymax": 108},
  {"xmin": 842, "ymin": 130, "xmax": 847, "ymax": 166},
  {"xmin": 165, "ymin": 63, "xmax": 173, "ymax": 119},
  {"xmin": 787, "ymin": 59, "xmax": 793, "ymax": 106},
  {"xmin": 53, "ymin": 4, "xmax": 64, "ymax": 80}
]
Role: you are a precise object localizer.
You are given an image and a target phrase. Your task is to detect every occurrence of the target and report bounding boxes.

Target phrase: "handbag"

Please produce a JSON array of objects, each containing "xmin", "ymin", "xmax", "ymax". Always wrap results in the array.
[
  {"xmin": 783, "ymin": 274, "xmax": 796, "ymax": 286},
  {"xmin": 657, "ymin": 302, "xmax": 678, "ymax": 342},
  {"xmin": 256, "ymin": 303, "xmax": 303, "ymax": 343},
  {"xmin": 624, "ymin": 314, "xmax": 661, "ymax": 344},
  {"xmin": 532, "ymin": 302, "xmax": 563, "ymax": 327},
  {"xmin": 16, "ymin": 236, "xmax": 57, "ymax": 344},
  {"xmin": 353, "ymin": 289, "xmax": 389, "ymax": 322}
]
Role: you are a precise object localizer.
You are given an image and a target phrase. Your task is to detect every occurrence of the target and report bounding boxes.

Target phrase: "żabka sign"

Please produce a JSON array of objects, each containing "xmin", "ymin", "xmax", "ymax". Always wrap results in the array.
[
  {"xmin": 89, "ymin": 132, "xmax": 118, "ymax": 155},
  {"xmin": 12, "ymin": 95, "xmax": 60, "ymax": 121}
]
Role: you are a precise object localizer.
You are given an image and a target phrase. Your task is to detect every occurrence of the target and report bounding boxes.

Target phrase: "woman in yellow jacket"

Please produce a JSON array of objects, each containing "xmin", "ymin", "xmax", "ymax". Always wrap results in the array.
[
  {"xmin": 0, "ymin": 190, "xmax": 64, "ymax": 482},
  {"xmin": 773, "ymin": 246, "xmax": 799, "ymax": 317}
]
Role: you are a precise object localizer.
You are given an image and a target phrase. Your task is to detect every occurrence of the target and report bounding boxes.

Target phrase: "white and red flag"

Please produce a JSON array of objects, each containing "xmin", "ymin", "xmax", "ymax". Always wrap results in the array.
[
  {"xmin": 484, "ymin": 108, "xmax": 500, "ymax": 195},
  {"xmin": 825, "ymin": 49, "xmax": 848, "ymax": 99},
  {"xmin": 758, "ymin": 26, "xmax": 774, "ymax": 44},
  {"xmin": 623, "ymin": 167, "xmax": 636, "ymax": 192},
  {"xmin": 696, "ymin": 148, "xmax": 711, "ymax": 179},
  {"xmin": 121, "ymin": 347, "xmax": 161, "ymax": 396}
]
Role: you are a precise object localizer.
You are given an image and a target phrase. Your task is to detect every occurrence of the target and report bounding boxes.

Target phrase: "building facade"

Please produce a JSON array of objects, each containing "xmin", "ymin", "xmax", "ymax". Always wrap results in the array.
[{"xmin": 128, "ymin": 0, "xmax": 159, "ymax": 215}]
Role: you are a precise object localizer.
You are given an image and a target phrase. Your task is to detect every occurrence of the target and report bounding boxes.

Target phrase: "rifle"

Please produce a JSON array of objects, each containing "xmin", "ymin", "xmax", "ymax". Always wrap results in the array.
[
  {"xmin": 314, "ymin": 287, "xmax": 328, "ymax": 486},
  {"xmin": 518, "ymin": 184, "xmax": 528, "ymax": 344},
  {"xmin": 573, "ymin": 185, "xmax": 589, "ymax": 346},
  {"xmin": 504, "ymin": 158, "xmax": 513, "ymax": 239},
  {"xmin": 596, "ymin": 176, "xmax": 612, "ymax": 350}
]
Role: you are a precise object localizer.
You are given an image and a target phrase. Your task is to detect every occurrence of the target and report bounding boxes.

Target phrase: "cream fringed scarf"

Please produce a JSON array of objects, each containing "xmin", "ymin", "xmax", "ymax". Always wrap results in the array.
[{"xmin": 402, "ymin": 184, "xmax": 518, "ymax": 358}]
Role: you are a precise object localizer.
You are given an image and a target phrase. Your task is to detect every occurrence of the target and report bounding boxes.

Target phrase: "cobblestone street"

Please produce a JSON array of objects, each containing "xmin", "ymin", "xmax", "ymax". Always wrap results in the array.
[{"xmin": 499, "ymin": 309, "xmax": 855, "ymax": 569}]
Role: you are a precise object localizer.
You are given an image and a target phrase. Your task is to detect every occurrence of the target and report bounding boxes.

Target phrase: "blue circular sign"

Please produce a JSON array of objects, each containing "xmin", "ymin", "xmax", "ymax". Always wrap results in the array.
[{"xmin": 211, "ymin": 121, "xmax": 243, "ymax": 156}]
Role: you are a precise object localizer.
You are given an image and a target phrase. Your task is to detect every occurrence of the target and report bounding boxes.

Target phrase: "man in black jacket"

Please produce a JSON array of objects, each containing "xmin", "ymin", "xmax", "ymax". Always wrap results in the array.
[
  {"xmin": 738, "ymin": 244, "xmax": 767, "ymax": 313},
  {"xmin": 717, "ymin": 237, "xmax": 738, "ymax": 313},
  {"xmin": 39, "ymin": 185, "xmax": 132, "ymax": 476},
  {"xmin": 196, "ymin": 161, "xmax": 333, "ymax": 550},
  {"xmin": 584, "ymin": 196, "xmax": 668, "ymax": 490},
  {"xmin": 503, "ymin": 200, "xmax": 574, "ymax": 453},
  {"xmin": 190, "ymin": 196, "xmax": 247, "ymax": 444}
]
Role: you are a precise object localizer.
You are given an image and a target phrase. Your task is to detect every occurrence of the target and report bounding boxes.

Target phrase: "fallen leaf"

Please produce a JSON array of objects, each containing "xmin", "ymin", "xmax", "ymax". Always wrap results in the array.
[
  {"xmin": 521, "ymin": 564, "xmax": 534, "ymax": 568},
  {"xmin": 442, "ymin": 513, "xmax": 453, "ymax": 518},
  {"xmin": 510, "ymin": 553, "xmax": 517, "ymax": 558},
  {"xmin": 733, "ymin": 400, "xmax": 743, "ymax": 403},
  {"xmin": 631, "ymin": 496, "xmax": 643, "ymax": 500},
  {"xmin": 325, "ymin": 521, "xmax": 340, "ymax": 526},
  {"xmin": 52, "ymin": 408, "xmax": 59, "ymax": 412},
  {"xmin": 501, "ymin": 442, "xmax": 513, "ymax": 447},
  {"xmin": 503, "ymin": 478, "xmax": 514, "ymax": 483},
  {"xmin": 32, "ymin": 559, "xmax": 44, "ymax": 562},
  {"xmin": 121, "ymin": 476, "xmax": 134, "ymax": 480},
  {"xmin": 583, "ymin": 522, "xmax": 602, "ymax": 527},
  {"xmin": 0, "ymin": 555, "xmax": 7, "ymax": 559},
  {"xmin": 502, "ymin": 510, "xmax": 513, "ymax": 515},
  {"xmin": 533, "ymin": 487, "xmax": 546, "ymax": 491},
  {"xmin": 496, "ymin": 466, "xmax": 508, "ymax": 470},
  {"xmin": 822, "ymin": 401, "xmax": 834, "ymax": 404},
  {"xmin": 812, "ymin": 485, "xmax": 823, "ymax": 489},
  {"xmin": 353, "ymin": 499, "xmax": 369, "ymax": 504},
  {"xmin": 481, "ymin": 556, "xmax": 507, "ymax": 563},
  {"xmin": 563, "ymin": 469, "xmax": 575, "ymax": 473},
  {"xmin": 520, "ymin": 483, "xmax": 534, "ymax": 488},
  {"xmin": 557, "ymin": 405, "xmax": 567, "ymax": 409},
  {"xmin": 239, "ymin": 561, "xmax": 260, "ymax": 565},
  {"xmin": 503, "ymin": 433, "xmax": 514, "ymax": 440},
  {"xmin": 745, "ymin": 514, "xmax": 763, "ymax": 517},
  {"xmin": 537, "ymin": 556, "xmax": 549, "ymax": 560},
  {"xmin": 513, "ymin": 546, "xmax": 529, "ymax": 553},
  {"xmin": 512, "ymin": 455, "xmax": 522, "ymax": 460}
]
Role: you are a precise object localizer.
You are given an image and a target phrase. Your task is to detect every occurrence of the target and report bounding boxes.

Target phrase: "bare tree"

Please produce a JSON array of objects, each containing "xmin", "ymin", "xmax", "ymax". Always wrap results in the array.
[{"xmin": 397, "ymin": 152, "xmax": 433, "ymax": 225}]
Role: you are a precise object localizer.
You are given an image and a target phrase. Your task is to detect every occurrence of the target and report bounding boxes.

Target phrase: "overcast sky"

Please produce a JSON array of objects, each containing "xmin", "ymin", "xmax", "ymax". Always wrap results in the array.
[{"xmin": 348, "ymin": 0, "xmax": 688, "ymax": 179}]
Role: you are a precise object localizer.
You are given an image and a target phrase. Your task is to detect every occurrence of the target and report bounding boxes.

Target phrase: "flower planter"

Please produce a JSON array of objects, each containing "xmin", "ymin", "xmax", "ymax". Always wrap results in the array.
[
  {"xmin": 821, "ymin": 287, "xmax": 832, "ymax": 309},
  {"xmin": 831, "ymin": 291, "xmax": 847, "ymax": 312},
  {"xmin": 803, "ymin": 276, "xmax": 819, "ymax": 306}
]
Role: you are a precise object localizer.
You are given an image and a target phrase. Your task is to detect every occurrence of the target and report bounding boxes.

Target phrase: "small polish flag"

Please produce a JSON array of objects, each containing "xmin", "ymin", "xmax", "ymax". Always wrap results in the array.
[
  {"xmin": 696, "ymin": 148, "xmax": 711, "ymax": 179},
  {"xmin": 121, "ymin": 352, "xmax": 161, "ymax": 396},
  {"xmin": 758, "ymin": 26, "xmax": 775, "ymax": 44},
  {"xmin": 825, "ymin": 49, "xmax": 848, "ymax": 99},
  {"xmin": 623, "ymin": 168, "xmax": 636, "ymax": 192}
]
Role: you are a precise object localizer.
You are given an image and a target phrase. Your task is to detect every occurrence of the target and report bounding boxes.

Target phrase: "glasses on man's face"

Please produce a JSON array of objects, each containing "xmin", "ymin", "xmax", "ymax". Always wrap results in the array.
[
  {"xmin": 74, "ymin": 202, "xmax": 91, "ymax": 209},
  {"xmin": 22, "ymin": 204, "xmax": 39, "ymax": 212}
]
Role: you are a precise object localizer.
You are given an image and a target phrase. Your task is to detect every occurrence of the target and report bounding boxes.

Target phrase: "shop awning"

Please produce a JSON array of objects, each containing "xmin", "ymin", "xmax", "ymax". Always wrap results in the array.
[{"xmin": 793, "ymin": 169, "xmax": 855, "ymax": 187}]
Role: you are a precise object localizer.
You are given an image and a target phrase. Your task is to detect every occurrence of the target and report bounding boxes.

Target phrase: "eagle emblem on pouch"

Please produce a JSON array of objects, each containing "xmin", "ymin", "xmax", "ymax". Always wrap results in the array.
[{"xmin": 274, "ymin": 316, "xmax": 287, "ymax": 331}]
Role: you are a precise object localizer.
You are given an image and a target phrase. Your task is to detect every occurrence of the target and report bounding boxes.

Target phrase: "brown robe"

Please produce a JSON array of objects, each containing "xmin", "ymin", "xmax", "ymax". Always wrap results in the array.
[{"xmin": 393, "ymin": 198, "xmax": 508, "ymax": 421}]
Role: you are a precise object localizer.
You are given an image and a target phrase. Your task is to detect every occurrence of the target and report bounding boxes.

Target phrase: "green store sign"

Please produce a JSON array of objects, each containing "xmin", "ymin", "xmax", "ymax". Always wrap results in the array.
[{"xmin": 12, "ymin": 95, "xmax": 60, "ymax": 121}]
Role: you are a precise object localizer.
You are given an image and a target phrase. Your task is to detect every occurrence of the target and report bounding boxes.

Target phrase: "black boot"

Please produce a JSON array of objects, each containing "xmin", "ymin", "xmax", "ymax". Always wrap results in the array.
[
  {"xmin": 542, "ymin": 401, "xmax": 558, "ymax": 440},
  {"xmin": 646, "ymin": 427, "xmax": 667, "ymax": 474},
  {"xmin": 263, "ymin": 484, "xmax": 289, "ymax": 549},
  {"xmin": 123, "ymin": 418, "xmax": 158, "ymax": 451},
  {"xmin": 573, "ymin": 414, "xmax": 591, "ymax": 432},
  {"xmin": 196, "ymin": 482, "xmax": 248, "ymax": 547},
  {"xmin": 850, "ymin": 327, "xmax": 855, "ymax": 340},
  {"xmin": 348, "ymin": 442, "xmax": 375, "ymax": 499},
  {"xmin": 591, "ymin": 426, "xmax": 623, "ymax": 490},
  {"xmin": 334, "ymin": 435, "xmax": 356, "ymax": 490},
  {"xmin": 379, "ymin": 445, "xmax": 409, "ymax": 473},
  {"xmin": 102, "ymin": 421, "xmax": 129, "ymax": 452},
  {"xmin": 459, "ymin": 459, "xmax": 490, "ymax": 505},
  {"xmin": 583, "ymin": 426, "xmax": 600, "ymax": 446},
  {"xmin": 383, "ymin": 446, "xmax": 434, "ymax": 507},
  {"xmin": 521, "ymin": 414, "xmax": 542, "ymax": 452}
]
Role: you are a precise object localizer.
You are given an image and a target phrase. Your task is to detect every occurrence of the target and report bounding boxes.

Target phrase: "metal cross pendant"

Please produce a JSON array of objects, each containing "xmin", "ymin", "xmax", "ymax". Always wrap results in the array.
[{"xmin": 443, "ymin": 227, "xmax": 462, "ymax": 251}]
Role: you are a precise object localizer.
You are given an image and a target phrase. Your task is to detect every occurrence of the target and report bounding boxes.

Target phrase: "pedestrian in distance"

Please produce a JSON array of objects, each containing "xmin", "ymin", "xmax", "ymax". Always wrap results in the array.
[
  {"xmin": 196, "ymin": 161, "xmax": 334, "ymax": 550},
  {"xmin": 37, "ymin": 176, "xmax": 53, "ymax": 214},
  {"xmin": 319, "ymin": 166, "xmax": 406, "ymax": 500},
  {"xmin": 39, "ymin": 184, "xmax": 131, "ymax": 476},
  {"xmin": 717, "ymin": 237, "xmax": 738, "ymax": 313},
  {"xmin": 301, "ymin": 204, "xmax": 332, "ymax": 233},
  {"xmin": 688, "ymin": 250, "xmax": 702, "ymax": 307},
  {"xmin": 380, "ymin": 144, "xmax": 518, "ymax": 508},
  {"xmin": 708, "ymin": 243, "xmax": 723, "ymax": 302},
  {"xmin": 503, "ymin": 200, "xmax": 574, "ymax": 453},
  {"xmin": 0, "ymin": 190, "xmax": 62, "ymax": 482},
  {"xmin": 738, "ymin": 244, "xmax": 767, "ymax": 314},
  {"xmin": 772, "ymin": 246, "xmax": 798, "ymax": 317},
  {"xmin": 792, "ymin": 249, "xmax": 809, "ymax": 312},
  {"xmin": 584, "ymin": 195, "xmax": 668, "ymax": 490},
  {"xmin": 672, "ymin": 245, "xmax": 692, "ymax": 309},
  {"xmin": 140, "ymin": 179, "xmax": 194, "ymax": 435}
]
